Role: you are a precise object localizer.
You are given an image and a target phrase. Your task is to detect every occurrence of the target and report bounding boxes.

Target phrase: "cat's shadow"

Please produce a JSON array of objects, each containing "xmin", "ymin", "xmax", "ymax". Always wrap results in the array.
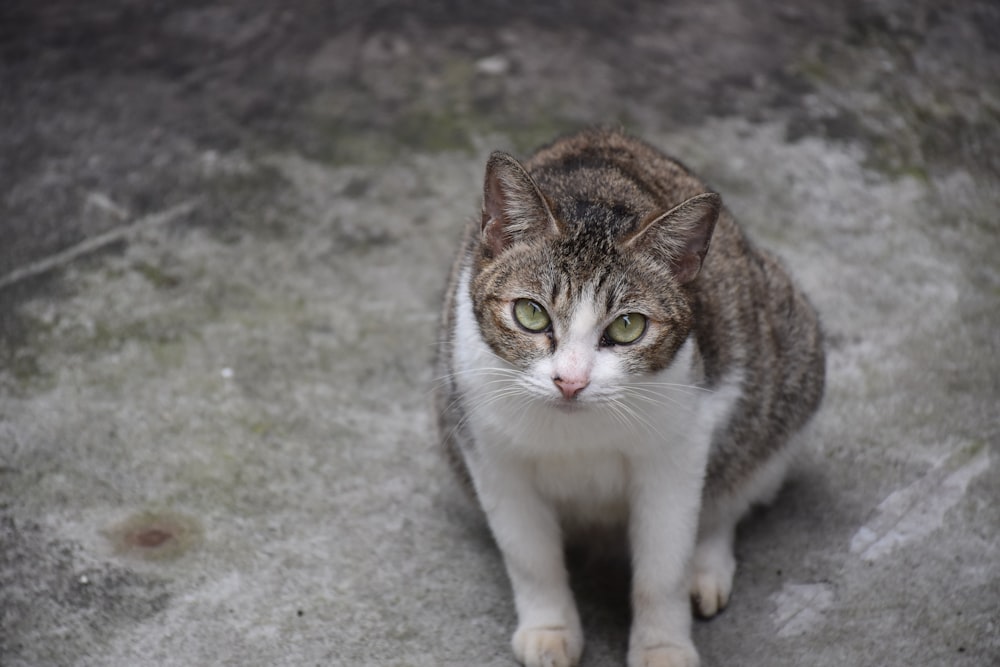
[
  {"xmin": 564, "ymin": 461, "xmax": 838, "ymax": 665},
  {"xmin": 565, "ymin": 530, "xmax": 633, "ymax": 664}
]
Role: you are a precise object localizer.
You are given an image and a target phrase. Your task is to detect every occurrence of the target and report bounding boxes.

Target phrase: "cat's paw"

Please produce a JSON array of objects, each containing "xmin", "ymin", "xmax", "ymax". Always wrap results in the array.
[
  {"xmin": 512, "ymin": 625, "xmax": 583, "ymax": 667},
  {"xmin": 628, "ymin": 641, "xmax": 700, "ymax": 667},
  {"xmin": 689, "ymin": 541, "xmax": 736, "ymax": 618}
]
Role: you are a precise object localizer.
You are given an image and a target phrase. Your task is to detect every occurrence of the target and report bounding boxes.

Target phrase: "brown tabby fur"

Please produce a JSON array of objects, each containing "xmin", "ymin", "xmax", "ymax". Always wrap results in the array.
[{"xmin": 436, "ymin": 127, "xmax": 825, "ymax": 500}]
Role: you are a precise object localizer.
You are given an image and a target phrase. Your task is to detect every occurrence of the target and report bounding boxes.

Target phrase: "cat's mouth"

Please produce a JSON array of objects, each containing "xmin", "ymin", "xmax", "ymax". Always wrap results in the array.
[{"xmin": 547, "ymin": 396, "xmax": 591, "ymax": 413}]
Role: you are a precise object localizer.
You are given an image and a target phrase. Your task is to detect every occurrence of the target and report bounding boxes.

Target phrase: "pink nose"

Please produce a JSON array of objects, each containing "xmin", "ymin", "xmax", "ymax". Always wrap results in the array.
[{"xmin": 554, "ymin": 376, "xmax": 589, "ymax": 399}]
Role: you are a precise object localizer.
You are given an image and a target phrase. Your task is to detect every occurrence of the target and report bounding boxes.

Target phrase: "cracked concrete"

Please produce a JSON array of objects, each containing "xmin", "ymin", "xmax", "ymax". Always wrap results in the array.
[{"xmin": 1, "ymin": 2, "xmax": 998, "ymax": 666}]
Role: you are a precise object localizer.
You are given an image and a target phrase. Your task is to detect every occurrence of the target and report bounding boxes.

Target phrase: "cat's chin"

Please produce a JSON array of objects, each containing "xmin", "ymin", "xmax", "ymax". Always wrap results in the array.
[{"xmin": 546, "ymin": 397, "xmax": 592, "ymax": 413}]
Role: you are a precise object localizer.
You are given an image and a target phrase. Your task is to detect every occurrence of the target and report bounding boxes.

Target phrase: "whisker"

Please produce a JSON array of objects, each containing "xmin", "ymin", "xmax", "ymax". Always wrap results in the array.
[
  {"xmin": 619, "ymin": 386, "xmax": 697, "ymax": 413},
  {"xmin": 441, "ymin": 369, "xmax": 520, "ymax": 410},
  {"xmin": 625, "ymin": 381, "xmax": 713, "ymax": 394},
  {"xmin": 431, "ymin": 366, "xmax": 523, "ymax": 385},
  {"xmin": 427, "ymin": 367, "xmax": 524, "ymax": 396},
  {"xmin": 448, "ymin": 389, "xmax": 531, "ymax": 440},
  {"xmin": 603, "ymin": 399, "xmax": 635, "ymax": 433},
  {"xmin": 614, "ymin": 393, "xmax": 692, "ymax": 442},
  {"xmin": 618, "ymin": 402, "xmax": 668, "ymax": 441}
]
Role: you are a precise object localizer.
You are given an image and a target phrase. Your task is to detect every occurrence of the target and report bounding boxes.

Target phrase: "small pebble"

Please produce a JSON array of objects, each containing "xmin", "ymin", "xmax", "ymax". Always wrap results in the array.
[
  {"xmin": 476, "ymin": 55, "xmax": 510, "ymax": 75},
  {"xmin": 221, "ymin": 367, "xmax": 234, "ymax": 379}
]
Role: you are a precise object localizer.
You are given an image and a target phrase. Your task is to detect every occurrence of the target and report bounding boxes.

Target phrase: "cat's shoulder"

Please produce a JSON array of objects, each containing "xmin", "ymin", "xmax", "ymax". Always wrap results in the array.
[{"xmin": 523, "ymin": 127, "xmax": 708, "ymax": 207}]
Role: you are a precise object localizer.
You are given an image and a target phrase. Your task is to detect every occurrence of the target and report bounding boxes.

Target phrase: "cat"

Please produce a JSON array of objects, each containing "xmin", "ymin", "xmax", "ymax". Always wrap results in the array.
[{"xmin": 435, "ymin": 127, "xmax": 825, "ymax": 667}]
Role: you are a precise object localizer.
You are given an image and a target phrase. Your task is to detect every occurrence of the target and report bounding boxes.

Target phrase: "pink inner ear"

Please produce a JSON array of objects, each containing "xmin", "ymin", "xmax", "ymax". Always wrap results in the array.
[
  {"xmin": 645, "ymin": 192, "xmax": 720, "ymax": 284},
  {"xmin": 673, "ymin": 213, "xmax": 716, "ymax": 283},
  {"xmin": 481, "ymin": 161, "xmax": 513, "ymax": 255},
  {"xmin": 480, "ymin": 151, "xmax": 562, "ymax": 257},
  {"xmin": 672, "ymin": 253, "xmax": 704, "ymax": 284},
  {"xmin": 482, "ymin": 213, "xmax": 509, "ymax": 257},
  {"xmin": 483, "ymin": 169, "xmax": 506, "ymax": 229}
]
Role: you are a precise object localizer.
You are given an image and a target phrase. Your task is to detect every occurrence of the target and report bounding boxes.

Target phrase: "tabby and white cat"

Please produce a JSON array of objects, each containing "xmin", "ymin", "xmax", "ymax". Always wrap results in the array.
[{"xmin": 435, "ymin": 128, "xmax": 824, "ymax": 667}]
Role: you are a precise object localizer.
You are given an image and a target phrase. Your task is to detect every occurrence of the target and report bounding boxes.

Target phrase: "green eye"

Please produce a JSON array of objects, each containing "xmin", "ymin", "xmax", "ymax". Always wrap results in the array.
[
  {"xmin": 513, "ymin": 299, "xmax": 551, "ymax": 332},
  {"xmin": 605, "ymin": 313, "xmax": 647, "ymax": 344}
]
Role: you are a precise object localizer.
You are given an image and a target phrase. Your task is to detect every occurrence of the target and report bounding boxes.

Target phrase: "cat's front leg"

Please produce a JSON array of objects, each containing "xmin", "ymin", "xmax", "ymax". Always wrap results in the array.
[
  {"xmin": 469, "ymin": 453, "xmax": 583, "ymax": 667},
  {"xmin": 627, "ymin": 456, "xmax": 706, "ymax": 667}
]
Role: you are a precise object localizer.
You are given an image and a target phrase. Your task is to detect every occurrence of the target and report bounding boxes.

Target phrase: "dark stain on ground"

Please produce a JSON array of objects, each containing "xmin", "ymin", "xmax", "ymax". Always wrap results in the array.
[{"xmin": 106, "ymin": 510, "xmax": 203, "ymax": 561}]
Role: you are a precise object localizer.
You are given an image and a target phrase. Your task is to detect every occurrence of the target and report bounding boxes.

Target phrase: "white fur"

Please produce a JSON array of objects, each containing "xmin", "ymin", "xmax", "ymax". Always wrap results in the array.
[{"xmin": 451, "ymin": 267, "xmax": 744, "ymax": 667}]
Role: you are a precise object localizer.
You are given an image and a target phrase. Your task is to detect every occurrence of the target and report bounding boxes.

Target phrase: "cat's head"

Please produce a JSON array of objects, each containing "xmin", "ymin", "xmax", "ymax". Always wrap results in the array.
[{"xmin": 469, "ymin": 151, "xmax": 720, "ymax": 407}]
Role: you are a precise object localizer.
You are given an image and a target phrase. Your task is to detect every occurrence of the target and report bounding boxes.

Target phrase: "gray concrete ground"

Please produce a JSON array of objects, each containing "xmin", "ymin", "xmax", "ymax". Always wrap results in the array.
[{"xmin": 1, "ymin": 1, "xmax": 998, "ymax": 666}]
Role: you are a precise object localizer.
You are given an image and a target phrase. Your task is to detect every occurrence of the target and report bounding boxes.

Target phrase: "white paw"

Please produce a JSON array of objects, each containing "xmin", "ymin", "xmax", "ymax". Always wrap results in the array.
[
  {"xmin": 628, "ymin": 641, "xmax": 700, "ymax": 667},
  {"xmin": 689, "ymin": 541, "xmax": 736, "ymax": 618},
  {"xmin": 512, "ymin": 625, "xmax": 583, "ymax": 667}
]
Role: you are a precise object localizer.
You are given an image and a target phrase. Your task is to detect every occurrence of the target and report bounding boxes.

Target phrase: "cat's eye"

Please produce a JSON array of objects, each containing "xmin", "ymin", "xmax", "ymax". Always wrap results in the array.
[
  {"xmin": 513, "ymin": 299, "xmax": 551, "ymax": 332},
  {"xmin": 604, "ymin": 313, "xmax": 647, "ymax": 345}
]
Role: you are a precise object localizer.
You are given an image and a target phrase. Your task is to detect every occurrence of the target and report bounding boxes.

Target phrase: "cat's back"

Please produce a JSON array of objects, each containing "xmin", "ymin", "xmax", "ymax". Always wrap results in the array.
[{"xmin": 522, "ymin": 127, "xmax": 708, "ymax": 227}]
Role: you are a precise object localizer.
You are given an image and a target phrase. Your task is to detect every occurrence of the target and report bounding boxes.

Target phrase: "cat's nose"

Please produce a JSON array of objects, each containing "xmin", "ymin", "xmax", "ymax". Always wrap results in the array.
[{"xmin": 553, "ymin": 376, "xmax": 589, "ymax": 399}]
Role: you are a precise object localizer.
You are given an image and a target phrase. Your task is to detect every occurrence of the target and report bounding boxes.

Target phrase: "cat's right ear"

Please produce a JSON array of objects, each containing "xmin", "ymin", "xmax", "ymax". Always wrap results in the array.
[
  {"xmin": 625, "ymin": 192, "xmax": 721, "ymax": 284},
  {"xmin": 481, "ymin": 152, "xmax": 561, "ymax": 257}
]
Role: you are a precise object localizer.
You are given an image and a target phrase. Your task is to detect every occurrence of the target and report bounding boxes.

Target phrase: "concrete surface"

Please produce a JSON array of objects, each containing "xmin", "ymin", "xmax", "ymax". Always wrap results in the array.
[{"xmin": 1, "ymin": 1, "xmax": 998, "ymax": 666}]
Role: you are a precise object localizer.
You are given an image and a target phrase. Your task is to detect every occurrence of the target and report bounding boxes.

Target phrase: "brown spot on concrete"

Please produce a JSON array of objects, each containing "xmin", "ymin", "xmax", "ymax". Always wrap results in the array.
[
  {"xmin": 105, "ymin": 510, "xmax": 202, "ymax": 561},
  {"xmin": 134, "ymin": 528, "xmax": 172, "ymax": 548}
]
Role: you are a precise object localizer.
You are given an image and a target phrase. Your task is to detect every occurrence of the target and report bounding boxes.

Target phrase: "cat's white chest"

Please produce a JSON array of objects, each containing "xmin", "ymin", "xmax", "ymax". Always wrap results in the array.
[
  {"xmin": 530, "ymin": 452, "xmax": 630, "ymax": 525},
  {"xmin": 450, "ymin": 264, "xmax": 741, "ymax": 529}
]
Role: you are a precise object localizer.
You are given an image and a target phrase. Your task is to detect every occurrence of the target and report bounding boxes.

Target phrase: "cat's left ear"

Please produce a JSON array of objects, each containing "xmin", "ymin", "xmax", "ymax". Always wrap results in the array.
[
  {"xmin": 625, "ymin": 192, "xmax": 721, "ymax": 284},
  {"xmin": 481, "ymin": 152, "xmax": 562, "ymax": 257}
]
